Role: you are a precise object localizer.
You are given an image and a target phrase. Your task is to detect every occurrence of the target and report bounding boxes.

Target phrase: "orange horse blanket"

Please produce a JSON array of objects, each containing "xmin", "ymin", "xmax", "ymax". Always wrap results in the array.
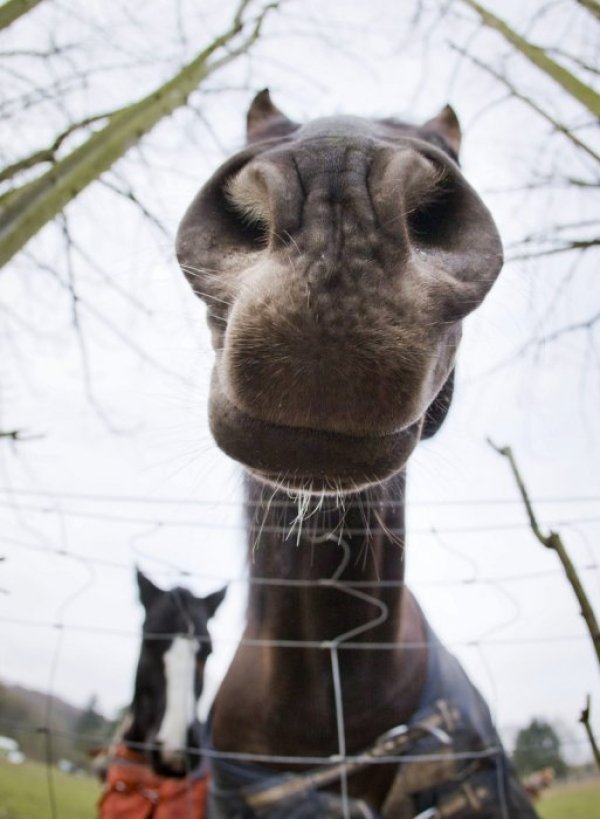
[{"xmin": 98, "ymin": 745, "xmax": 208, "ymax": 819}]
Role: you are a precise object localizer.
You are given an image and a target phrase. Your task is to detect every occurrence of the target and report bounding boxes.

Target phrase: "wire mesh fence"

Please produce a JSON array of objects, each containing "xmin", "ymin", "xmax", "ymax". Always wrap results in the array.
[{"xmin": 1, "ymin": 485, "xmax": 599, "ymax": 817}]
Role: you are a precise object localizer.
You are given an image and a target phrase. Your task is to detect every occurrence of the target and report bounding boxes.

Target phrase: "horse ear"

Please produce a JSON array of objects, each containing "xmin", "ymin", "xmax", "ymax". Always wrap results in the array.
[
  {"xmin": 422, "ymin": 105, "xmax": 461, "ymax": 156},
  {"xmin": 421, "ymin": 369, "xmax": 455, "ymax": 439},
  {"xmin": 247, "ymin": 89, "xmax": 297, "ymax": 142},
  {"xmin": 202, "ymin": 586, "xmax": 227, "ymax": 619},
  {"xmin": 136, "ymin": 569, "xmax": 163, "ymax": 610}
]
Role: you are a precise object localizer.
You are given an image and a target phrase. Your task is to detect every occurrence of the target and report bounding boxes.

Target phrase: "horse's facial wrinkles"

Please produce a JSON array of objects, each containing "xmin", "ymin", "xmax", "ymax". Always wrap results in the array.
[{"xmin": 176, "ymin": 94, "xmax": 503, "ymax": 492}]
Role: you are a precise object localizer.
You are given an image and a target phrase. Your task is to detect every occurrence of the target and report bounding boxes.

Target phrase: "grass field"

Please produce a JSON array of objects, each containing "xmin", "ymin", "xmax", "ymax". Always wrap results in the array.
[
  {"xmin": 0, "ymin": 760, "xmax": 100, "ymax": 819},
  {"xmin": 537, "ymin": 777, "xmax": 600, "ymax": 819},
  {"xmin": 0, "ymin": 759, "xmax": 599, "ymax": 818}
]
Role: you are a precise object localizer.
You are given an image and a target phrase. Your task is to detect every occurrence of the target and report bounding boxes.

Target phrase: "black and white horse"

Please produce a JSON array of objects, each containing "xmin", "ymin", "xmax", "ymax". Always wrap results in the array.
[{"xmin": 123, "ymin": 570, "xmax": 226, "ymax": 777}]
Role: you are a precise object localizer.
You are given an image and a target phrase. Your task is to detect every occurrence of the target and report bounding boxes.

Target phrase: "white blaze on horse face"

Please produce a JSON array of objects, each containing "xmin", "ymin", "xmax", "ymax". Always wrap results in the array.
[{"xmin": 156, "ymin": 635, "xmax": 198, "ymax": 764}]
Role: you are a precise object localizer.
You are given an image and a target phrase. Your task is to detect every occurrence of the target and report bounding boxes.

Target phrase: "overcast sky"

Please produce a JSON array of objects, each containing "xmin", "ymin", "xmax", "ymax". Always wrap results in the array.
[{"xmin": 1, "ymin": 0, "xmax": 598, "ymax": 763}]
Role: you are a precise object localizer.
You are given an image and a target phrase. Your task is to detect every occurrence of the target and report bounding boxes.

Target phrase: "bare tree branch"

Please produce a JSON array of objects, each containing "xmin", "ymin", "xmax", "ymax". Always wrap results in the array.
[
  {"xmin": 0, "ymin": 0, "xmax": 281, "ymax": 268},
  {"xmin": 0, "ymin": 429, "xmax": 41, "ymax": 441},
  {"xmin": 547, "ymin": 47, "xmax": 600, "ymax": 77},
  {"xmin": 0, "ymin": 430, "xmax": 23, "ymax": 440},
  {"xmin": 469, "ymin": 309, "xmax": 600, "ymax": 382},
  {"xmin": 0, "ymin": 43, "xmax": 78, "ymax": 59},
  {"xmin": 460, "ymin": 0, "xmax": 600, "ymax": 118},
  {"xmin": 574, "ymin": 0, "xmax": 600, "ymax": 23},
  {"xmin": 0, "ymin": 0, "xmax": 44, "ymax": 31},
  {"xmin": 507, "ymin": 239, "xmax": 600, "ymax": 262},
  {"xmin": 489, "ymin": 441, "xmax": 600, "ymax": 668},
  {"xmin": 58, "ymin": 214, "xmax": 132, "ymax": 434},
  {"xmin": 529, "ymin": 312, "xmax": 600, "ymax": 345},
  {"xmin": 67, "ymin": 232, "xmax": 155, "ymax": 317},
  {"xmin": 449, "ymin": 44, "xmax": 600, "ymax": 165},
  {"xmin": 99, "ymin": 175, "xmax": 170, "ymax": 240},
  {"xmin": 0, "ymin": 107, "xmax": 128, "ymax": 183},
  {"xmin": 25, "ymin": 253, "xmax": 191, "ymax": 387},
  {"xmin": 579, "ymin": 695, "xmax": 600, "ymax": 771}
]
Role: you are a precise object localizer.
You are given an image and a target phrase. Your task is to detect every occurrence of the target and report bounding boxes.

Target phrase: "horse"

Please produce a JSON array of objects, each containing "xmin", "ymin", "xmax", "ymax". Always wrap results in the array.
[
  {"xmin": 176, "ymin": 90, "xmax": 539, "ymax": 818},
  {"xmin": 98, "ymin": 569, "xmax": 226, "ymax": 819}
]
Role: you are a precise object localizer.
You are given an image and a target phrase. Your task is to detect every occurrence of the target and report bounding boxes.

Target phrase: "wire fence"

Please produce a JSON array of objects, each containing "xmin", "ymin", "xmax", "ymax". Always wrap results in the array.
[{"xmin": 1, "ymin": 486, "xmax": 599, "ymax": 818}]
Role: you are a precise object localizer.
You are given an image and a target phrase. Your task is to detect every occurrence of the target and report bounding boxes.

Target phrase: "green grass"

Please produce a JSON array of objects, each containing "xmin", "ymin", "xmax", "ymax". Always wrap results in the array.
[
  {"xmin": 537, "ymin": 777, "xmax": 600, "ymax": 819},
  {"xmin": 1, "ymin": 760, "xmax": 598, "ymax": 819},
  {"xmin": 0, "ymin": 759, "xmax": 101, "ymax": 819}
]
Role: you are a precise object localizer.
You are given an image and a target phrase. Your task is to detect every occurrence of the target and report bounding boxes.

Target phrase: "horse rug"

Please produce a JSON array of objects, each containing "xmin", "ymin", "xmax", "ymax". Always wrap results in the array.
[
  {"xmin": 98, "ymin": 744, "xmax": 209, "ymax": 819},
  {"xmin": 206, "ymin": 618, "xmax": 538, "ymax": 819}
]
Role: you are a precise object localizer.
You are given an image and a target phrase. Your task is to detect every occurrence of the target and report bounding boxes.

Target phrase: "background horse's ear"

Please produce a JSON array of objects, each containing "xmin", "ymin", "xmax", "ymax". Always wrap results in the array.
[
  {"xmin": 421, "ymin": 369, "xmax": 455, "ymax": 439},
  {"xmin": 421, "ymin": 105, "xmax": 461, "ymax": 156},
  {"xmin": 136, "ymin": 569, "xmax": 163, "ymax": 610},
  {"xmin": 202, "ymin": 586, "xmax": 227, "ymax": 619},
  {"xmin": 247, "ymin": 89, "xmax": 298, "ymax": 143}
]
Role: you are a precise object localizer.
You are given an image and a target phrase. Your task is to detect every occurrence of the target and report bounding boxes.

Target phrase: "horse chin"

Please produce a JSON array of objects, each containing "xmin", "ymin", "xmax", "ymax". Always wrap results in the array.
[{"xmin": 209, "ymin": 385, "xmax": 423, "ymax": 495}]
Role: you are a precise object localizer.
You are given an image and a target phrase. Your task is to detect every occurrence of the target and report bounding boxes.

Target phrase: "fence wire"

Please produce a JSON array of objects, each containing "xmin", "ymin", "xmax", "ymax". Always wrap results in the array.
[{"xmin": 0, "ymin": 486, "xmax": 599, "ymax": 819}]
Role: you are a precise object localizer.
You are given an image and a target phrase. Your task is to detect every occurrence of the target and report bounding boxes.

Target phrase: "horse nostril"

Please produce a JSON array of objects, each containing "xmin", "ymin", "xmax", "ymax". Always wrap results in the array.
[
  {"xmin": 223, "ymin": 187, "xmax": 270, "ymax": 248},
  {"xmin": 225, "ymin": 159, "xmax": 303, "ymax": 249},
  {"xmin": 407, "ymin": 180, "xmax": 459, "ymax": 250},
  {"xmin": 224, "ymin": 167, "xmax": 271, "ymax": 248}
]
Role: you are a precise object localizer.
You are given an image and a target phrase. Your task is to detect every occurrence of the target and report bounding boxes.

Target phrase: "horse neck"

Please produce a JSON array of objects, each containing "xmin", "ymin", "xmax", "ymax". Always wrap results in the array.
[
  {"xmin": 245, "ymin": 472, "xmax": 407, "ymax": 646},
  {"xmin": 232, "ymin": 471, "xmax": 426, "ymax": 745}
]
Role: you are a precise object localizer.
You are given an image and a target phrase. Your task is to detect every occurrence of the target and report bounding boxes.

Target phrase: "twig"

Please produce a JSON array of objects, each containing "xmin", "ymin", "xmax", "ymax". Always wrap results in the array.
[
  {"xmin": 469, "ymin": 309, "xmax": 600, "ymax": 382},
  {"xmin": 59, "ymin": 214, "xmax": 133, "ymax": 434},
  {"xmin": 0, "ymin": 107, "xmax": 128, "ymax": 184},
  {"xmin": 488, "ymin": 441, "xmax": 600, "ymax": 668},
  {"xmin": 579, "ymin": 695, "xmax": 600, "ymax": 771},
  {"xmin": 527, "ymin": 311, "xmax": 600, "ymax": 346},
  {"xmin": 574, "ymin": 0, "xmax": 600, "ymax": 23},
  {"xmin": 0, "ymin": 429, "xmax": 42, "ymax": 441},
  {"xmin": 0, "ymin": 430, "xmax": 22, "ymax": 440},
  {"xmin": 99, "ymin": 176, "xmax": 171, "ymax": 240},
  {"xmin": 0, "ymin": 0, "xmax": 282, "ymax": 268},
  {"xmin": 506, "ymin": 239, "xmax": 600, "ymax": 262},
  {"xmin": 459, "ymin": 0, "xmax": 600, "ymax": 118},
  {"xmin": 25, "ymin": 252, "xmax": 190, "ymax": 387},
  {"xmin": 546, "ymin": 46, "xmax": 600, "ymax": 77},
  {"xmin": 449, "ymin": 43, "xmax": 600, "ymax": 165}
]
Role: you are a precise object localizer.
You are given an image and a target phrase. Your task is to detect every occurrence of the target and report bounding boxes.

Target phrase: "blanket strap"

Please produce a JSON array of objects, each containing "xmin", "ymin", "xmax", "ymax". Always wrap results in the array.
[{"xmin": 245, "ymin": 701, "xmax": 460, "ymax": 812}]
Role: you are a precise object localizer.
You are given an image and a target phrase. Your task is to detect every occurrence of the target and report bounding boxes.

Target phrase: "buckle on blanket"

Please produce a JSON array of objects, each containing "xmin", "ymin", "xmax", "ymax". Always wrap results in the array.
[{"xmin": 377, "ymin": 719, "xmax": 451, "ymax": 752}]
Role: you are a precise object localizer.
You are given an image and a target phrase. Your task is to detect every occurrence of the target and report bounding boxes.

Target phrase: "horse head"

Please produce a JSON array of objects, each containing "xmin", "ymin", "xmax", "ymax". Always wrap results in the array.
[
  {"xmin": 125, "ymin": 569, "xmax": 226, "ymax": 777},
  {"xmin": 177, "ymin": 91, "xmax": 503, "ymax": 493}
]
